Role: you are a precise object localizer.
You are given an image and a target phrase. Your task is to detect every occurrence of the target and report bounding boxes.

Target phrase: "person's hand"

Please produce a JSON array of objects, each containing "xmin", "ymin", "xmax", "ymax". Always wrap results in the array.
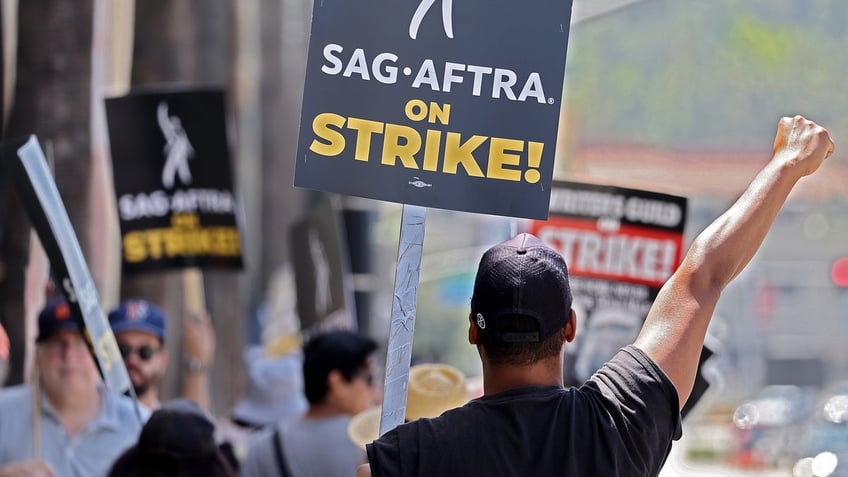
[
  {"xmin": 0, "ymin": 460, "xmax": 57, "ymax": 477},
  {"xmin": 183, "ymin": 310, "xmax": 215, "ymax": 369},
  {"xmin": 772, "ymin": 115, "xmax": 835, "ymax": 177}
]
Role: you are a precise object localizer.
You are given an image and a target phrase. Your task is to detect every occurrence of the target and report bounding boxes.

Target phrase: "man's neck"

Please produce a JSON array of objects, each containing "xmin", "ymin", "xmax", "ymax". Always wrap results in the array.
[
  {"xmin": 45, "ymin": 386, "xmax": 102, "ymax": 437},
  {"xmin": 138, "ymin": 390, "xmax": 161, "ymax": 411},
  {"xmin": 304, "ymin": 401, "xmax": 346, "ymax": 420},
  {"xmin": 482, "ymin": 357, "xmax": 563, "ymax": 395}
]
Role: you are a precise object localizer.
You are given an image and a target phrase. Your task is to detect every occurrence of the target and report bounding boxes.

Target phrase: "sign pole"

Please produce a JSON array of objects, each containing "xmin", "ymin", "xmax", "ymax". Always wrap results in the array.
[
  {"xmin": 378, "ymin": 204, "xmax": 426, "ymax": 436},
  {"xmin": 183, "ymin": 267, "xmax": 206, "ymax": 317}
]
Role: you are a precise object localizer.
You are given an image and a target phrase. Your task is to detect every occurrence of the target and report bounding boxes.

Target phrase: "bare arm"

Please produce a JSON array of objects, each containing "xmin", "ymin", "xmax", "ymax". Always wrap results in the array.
[
  {"xmin": 356, "ymin": 464, "xmax": 372, "ymax": 477},
  {"xmin": 633, "ymin": 116, "xmax": 834, "ymax": 408},
  {"xmin": 180, "ymin": 311, "xmax": 215, "ymax": 410}
]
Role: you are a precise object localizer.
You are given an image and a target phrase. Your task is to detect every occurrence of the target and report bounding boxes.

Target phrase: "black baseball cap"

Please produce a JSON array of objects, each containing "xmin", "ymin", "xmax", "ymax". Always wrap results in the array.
[
  {"xmin": 470, "ymin": 233, "xmax": 572, "ymax": 343},
  {"xmin": 36, "ymin": 297, "xmax": 81, "ymax": 342}
]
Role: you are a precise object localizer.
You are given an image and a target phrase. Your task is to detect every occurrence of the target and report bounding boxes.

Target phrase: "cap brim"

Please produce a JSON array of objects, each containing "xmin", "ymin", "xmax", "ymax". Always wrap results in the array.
[
  {"xmin": 111, "ymin": 322, "xmax": 164, "ymax": 340},
  {"xmin": 36, "ymin": 323, "xmax": 81, "ymax": 342}
]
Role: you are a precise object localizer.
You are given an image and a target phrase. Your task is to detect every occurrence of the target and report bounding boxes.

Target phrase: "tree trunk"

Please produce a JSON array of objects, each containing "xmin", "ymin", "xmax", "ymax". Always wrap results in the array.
[{"xmin": 1, "ymin": 0, "xmax": 93, "ymax": 385}]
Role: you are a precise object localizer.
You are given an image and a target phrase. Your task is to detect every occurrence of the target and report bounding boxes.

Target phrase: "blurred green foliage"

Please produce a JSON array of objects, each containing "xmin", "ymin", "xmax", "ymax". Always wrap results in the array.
[{"xmin": 564, "ymin": 0, "xmax": 848, "ymax": 150}]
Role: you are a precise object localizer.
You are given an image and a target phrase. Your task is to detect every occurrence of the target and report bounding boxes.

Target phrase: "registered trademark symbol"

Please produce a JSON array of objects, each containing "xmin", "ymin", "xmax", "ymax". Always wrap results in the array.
[{"xmin": 547, "ymin": 97, "xmax": 555, "ymax": 105}]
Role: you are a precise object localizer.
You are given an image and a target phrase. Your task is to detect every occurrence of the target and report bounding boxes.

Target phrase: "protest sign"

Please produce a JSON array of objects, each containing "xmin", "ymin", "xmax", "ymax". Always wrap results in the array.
[
  {"xmin": 295, "ymin": 0, "xmax": 574, "ymax": 219},
  {"xmin": 530, "ymin": 180, "xmax": 688, "ymax": 383},
  {"xmin": 290, "ymin": 196, "xmax": 356, "ymax": 331},
  {"xmin": 105, "ymin": 89, "xmax": 243, "ymax": 274},
  {"xmin": 2, "ymin": 136, "xmax": 132, "ymax": 395}
]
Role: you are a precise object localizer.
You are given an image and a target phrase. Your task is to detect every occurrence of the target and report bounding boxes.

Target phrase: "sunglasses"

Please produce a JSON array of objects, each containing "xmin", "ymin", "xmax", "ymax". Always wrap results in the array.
[
  {"xmin": 118, "ymin": 343, "xmax": 161, "ymax": 361},
  {"xmin": 353, "ymin": 369, "xmax": 375, "ymax": 387}
]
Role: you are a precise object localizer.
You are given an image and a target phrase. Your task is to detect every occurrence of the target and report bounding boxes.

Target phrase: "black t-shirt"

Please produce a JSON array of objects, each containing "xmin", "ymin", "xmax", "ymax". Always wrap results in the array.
[{"xmin": 367, "ymin": 346, "xmax": 681, "ymax": 477}]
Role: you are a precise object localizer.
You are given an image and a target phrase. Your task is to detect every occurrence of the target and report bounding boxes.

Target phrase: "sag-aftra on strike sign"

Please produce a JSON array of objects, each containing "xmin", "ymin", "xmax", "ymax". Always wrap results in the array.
[{"xmin": 295, "ymin": 0, "xmax": 574, "ymax": 220}]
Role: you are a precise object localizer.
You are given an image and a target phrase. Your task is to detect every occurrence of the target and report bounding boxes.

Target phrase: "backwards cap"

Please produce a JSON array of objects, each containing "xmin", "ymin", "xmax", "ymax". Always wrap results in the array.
[{"xmin": 470, "ymin": 233, "xmax": 572, "ymax": 343}]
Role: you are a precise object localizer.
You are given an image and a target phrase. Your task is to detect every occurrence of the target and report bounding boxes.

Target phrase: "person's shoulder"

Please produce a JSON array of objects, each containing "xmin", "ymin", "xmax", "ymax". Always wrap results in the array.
[
  {"xmin": 613, "ymin": 345, "xmax": 674, "ymax": 384},
  {"xmin": 585, "ymin": 345, "xmax": 680, "ymax": 409},
  {"xmin": 108, "ymin": 393, "xmax": 152, "ymax": 424},
  {"xmin": 239, "ymin": 426, "xmax": 280, "ymax": 477},
  {"xmin": 241, "ymin": 425, "xmax": 278, "ymax": 464},
  {"xmin": 0, "ymin": 383, "xmax": 33, "ymax": 407},
  {"xmin": 244, "ymin": 424, "xmax": 277, "ymax": 453}
]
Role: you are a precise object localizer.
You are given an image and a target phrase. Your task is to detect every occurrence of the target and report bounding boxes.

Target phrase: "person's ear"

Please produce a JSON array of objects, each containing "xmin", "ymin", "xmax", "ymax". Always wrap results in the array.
[
  {"xmin": 327, "ymin": 369, "xmax": 344, "ymax": 393},
  {"xmin": 565, "ymin": 309, "xmax": 577, "ymax": 343},
  {"xmin": 468, "ymin": 314, "xmax": 480, "ymax": 345}
]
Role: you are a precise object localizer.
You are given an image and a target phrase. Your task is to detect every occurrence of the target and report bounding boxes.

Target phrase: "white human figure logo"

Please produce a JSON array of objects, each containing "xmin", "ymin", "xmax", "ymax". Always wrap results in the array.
[
  {"xmin": 309, "ymin": 228, "xmax": 332, "ymax": 316},
  {"xmin": 409, "ymin": 0, "xmax": 454, "ymax": 39},
  {"xmin": 157, "ymin": 101, "xmax": 195, "ymax": 189}
]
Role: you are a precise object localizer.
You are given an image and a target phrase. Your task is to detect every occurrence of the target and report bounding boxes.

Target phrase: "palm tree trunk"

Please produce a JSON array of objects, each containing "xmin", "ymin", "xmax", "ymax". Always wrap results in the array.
[{"xmin": 1, "ymin": 0, "xmax": 93, "ymax": 385}]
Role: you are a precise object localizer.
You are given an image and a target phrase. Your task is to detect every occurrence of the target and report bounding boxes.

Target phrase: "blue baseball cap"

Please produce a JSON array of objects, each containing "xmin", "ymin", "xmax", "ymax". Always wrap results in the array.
[
  {"xmin": 36, "ymin": 297, "xmax": 81, "ymax": 342},
  {"xmin": 108, "ymin": 299, "xmax": 166, "ymax": 341}
]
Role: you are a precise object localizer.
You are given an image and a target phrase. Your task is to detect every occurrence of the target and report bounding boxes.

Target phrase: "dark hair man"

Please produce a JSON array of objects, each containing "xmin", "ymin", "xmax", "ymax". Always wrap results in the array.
[
  {"xmin": 358, "ymin": 116, "xmax": 835, "ymax": 476},
  {"xmin": 242, "ymin": 330, "xmax": 378, "ymax": 477}
]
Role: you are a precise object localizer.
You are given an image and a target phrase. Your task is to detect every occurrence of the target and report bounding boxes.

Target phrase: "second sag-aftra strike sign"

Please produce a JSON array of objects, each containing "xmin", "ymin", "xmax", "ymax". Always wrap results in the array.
[{"xmin": 106, "ymin": 89, "xmax": 243, "ymax": 274}]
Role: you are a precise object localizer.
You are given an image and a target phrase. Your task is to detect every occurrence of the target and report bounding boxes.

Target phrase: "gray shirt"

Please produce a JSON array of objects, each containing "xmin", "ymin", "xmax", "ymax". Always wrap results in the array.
[
  {"xmin": 0, "ymin": 384, "xmax": 147, "ymax": 477},
  {"xmin": 241, "ymin": 415, "xmax": 366, "ymax": 477}
]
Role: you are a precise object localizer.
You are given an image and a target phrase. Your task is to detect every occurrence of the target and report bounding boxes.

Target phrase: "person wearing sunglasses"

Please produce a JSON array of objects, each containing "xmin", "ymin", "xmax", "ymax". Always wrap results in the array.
[
  {"xmin": 0, "ymin": 297, "xmax": 147, "ymax": 477},
  {"xmin": 108, "ymin": 298, "xmax": 214, "ymax": 412},
  {"xmin": 109, "ymin": 299, "xmax": 171, "ymax": 413}
]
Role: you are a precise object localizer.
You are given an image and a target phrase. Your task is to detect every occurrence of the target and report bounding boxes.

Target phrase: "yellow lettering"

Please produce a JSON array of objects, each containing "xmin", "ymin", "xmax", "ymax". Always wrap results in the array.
[
  {"xmin": 310, "ymin": 113, "xmax": 346, "ymax": 156},
  {"xmin": 171, "ymin": 213, "xmax": 200, "ymax": 227},
  {"xmin": 123, "ymin": 233, "xmax": 147, "ymax": 263},
  {"xmin": 97, "ymin": 334, "xmax": 117, "ymax": 372},
  {"xmin": 308, "ymin": 109, "xmax": 542, "ymax": 184},
  {"xmin": 487, "ymin": 137, "xmax": 524, "ymax": 181},
  {"xmin": 145, "ymin": 230, "xmax": 164, "ymax": 259},
  {"xmin": 443, "ymin": 132, "xmax": 485, "ymax": 177},
  {"xmin": 428, "ymin": 103, "xmax": 450, "ymax": 125},
  {"xmin": 121, "ymin": 225, "xmax": 242, "ymax": 263},
  {"xmin": 404, "ymin": 99, "xmax": 451, "ymax": 125},
  {"xmin": 347, "ymin": 117, "xmax": 384, "ymax": 161},
  {"xmin": 164, "ymin": 227, "xmax": 185, "ymax": 257},
  {"xmin": 422, "ymin": 130, "xmax": 442, "ymax": 171},
  {"xmin": 404, "ymin": 99, "xmax": 428, "ymax": 122},
  {"xmin": 211, "ymin": 228, "xmax": 241, "ymax": 255},
  {"xmin": 382, "ymin": 124, "xmax": 421, "ymax": 169}
]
